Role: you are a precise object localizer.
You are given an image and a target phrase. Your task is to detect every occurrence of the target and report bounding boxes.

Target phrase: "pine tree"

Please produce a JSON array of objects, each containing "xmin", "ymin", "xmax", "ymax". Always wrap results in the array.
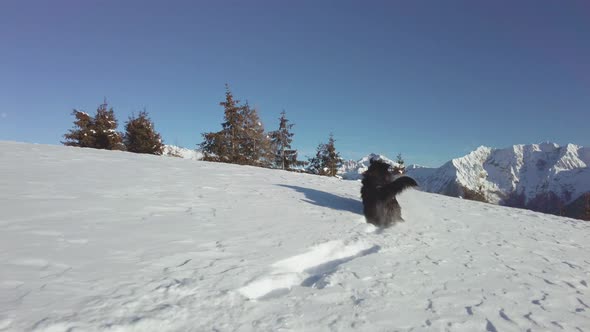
[
  {"xmin": 393, "ymin": 153, "xmax": 406, "ymax": 174},
  {"xmin": 200, "ymin": 85, "xmax": 273, "ymax": 167},
  {"xmin": 200, "ymin": 131, "xmax": 226, "ymax": 162},
  {"xmin": 62, "ymin": 110, "xmax": 95, "ymax": 147},
  {"xmin": 396, "ymin": 153, "xmax": 405, "ymax": 166},
  {"xmin": 92, "ymin": 102, "xmax": 125, "ymax": 150},
  {"xmin": 62, "ymin": 101, "xmax": 124, "ymax": 150},
  {"xmin": 307, "ymin": 133, "xmax": 342, "ymax": 177},
  {"xmin": 201, "ymin": 85, "xmax": 244, "ymax": 163},
  {"xmin": 124, "ymin": 110, "xmax": 164, "ymax": 155},
  {"xmin": 269, "ymin": 111, "xmax": 303, "ymax": 170},
  {"xmin": 240, "ymin": 102, "xmax": 272, "ymax": 167},
  {"xmin": 307, "ymin": 143, "xmax": 327, "ymax": 175},
  {"xmin": 220, "ymin": 84, "xmax": 244, "ymax": 163},
  {"xmin": 324, "ymin": 133, "xmax": 342, "ymax": 176}
]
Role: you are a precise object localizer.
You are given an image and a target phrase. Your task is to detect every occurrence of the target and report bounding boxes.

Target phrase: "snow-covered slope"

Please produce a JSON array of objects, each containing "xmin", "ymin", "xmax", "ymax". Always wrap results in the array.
[
  {"xmin": 406, "ymin": 143, "xmax": 590, "ymax": 218},
  {"xmin": 1, "ymin": 141, "xmax": 590, "ymax": 331},
  {"xmin": 339, "ymin": 153, "xmax": 400, "ymax": 180},
  {"xmin": 162, "ymin": 145, "xmax": 202, "ymax": 160}
]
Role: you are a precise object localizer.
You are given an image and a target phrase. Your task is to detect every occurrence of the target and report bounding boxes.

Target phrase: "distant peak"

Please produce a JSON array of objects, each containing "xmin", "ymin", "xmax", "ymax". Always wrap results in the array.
[{"xmin": 537, "ymin": 142, "xmax": 560, "ymax": 151}]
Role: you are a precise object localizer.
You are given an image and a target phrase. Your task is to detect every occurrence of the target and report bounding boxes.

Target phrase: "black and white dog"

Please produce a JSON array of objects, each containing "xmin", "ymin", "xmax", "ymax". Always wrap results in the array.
[{"xmin": 361, "ymin": 159, "xmax": 418, "ymax": 227}]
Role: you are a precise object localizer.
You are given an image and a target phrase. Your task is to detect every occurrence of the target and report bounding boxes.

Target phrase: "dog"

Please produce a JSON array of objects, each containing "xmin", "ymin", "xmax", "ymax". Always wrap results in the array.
[{"xmin": 361, "ymin": 159, "xmax": 418, "ymax": 227}]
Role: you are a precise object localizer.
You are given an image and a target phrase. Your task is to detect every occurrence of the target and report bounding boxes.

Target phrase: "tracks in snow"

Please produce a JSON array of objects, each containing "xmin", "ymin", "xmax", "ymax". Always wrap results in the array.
[{"xmin": 239, "ymin": 238, "xmax": 380, "ymax": 300}]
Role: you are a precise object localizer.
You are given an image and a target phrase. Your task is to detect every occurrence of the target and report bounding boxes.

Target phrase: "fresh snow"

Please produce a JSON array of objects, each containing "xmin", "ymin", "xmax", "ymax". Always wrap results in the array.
[
  {"xmin": 1, "ymin": 141, "xmax": 590, "ymax": 331},
  {"xmin": 405, "ymin": 143, "xmax": 590, "ymax": 206},
  {"xmin": 339, "ymin": 153, "xmax": 401, "ymax": 180},
  {"xmin": 162, "ymin": 145, "xmax": 203, "ymax": 160}
]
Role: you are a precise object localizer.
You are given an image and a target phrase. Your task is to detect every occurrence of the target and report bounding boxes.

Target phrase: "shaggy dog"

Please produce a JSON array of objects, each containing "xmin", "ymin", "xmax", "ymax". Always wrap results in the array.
[{"xmin": 361, "ymin": 159, "xmax": 418, "ymax": 227}]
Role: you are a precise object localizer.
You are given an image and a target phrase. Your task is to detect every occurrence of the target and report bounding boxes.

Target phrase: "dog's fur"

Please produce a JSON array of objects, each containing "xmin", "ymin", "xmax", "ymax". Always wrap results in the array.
[{"xmin": 361, "ymin": 159, "xmax": 418, "ymax": 227}]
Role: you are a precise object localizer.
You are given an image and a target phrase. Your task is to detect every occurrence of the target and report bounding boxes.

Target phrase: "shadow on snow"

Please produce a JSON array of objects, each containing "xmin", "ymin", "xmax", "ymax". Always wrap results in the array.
[{"xmin": 278, "ymin": 184, "xmax": 362, "ymax": 215}]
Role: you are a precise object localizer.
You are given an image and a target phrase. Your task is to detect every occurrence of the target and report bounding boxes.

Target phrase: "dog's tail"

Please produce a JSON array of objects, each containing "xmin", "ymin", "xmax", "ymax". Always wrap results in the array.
[{"xmin": 380, "ymin": 176, "xmax": 418, "ymax": 198}]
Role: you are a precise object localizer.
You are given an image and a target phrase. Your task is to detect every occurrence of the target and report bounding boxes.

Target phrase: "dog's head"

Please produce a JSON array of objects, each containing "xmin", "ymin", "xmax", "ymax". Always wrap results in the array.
[{"xmin": 363, "ymin": 159, "xmax": 395, "ymax": 185}]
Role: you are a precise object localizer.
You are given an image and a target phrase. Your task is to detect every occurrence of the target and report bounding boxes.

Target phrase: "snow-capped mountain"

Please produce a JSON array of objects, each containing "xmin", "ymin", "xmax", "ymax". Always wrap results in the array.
[
  {"xmin": 405, "ymin": 143, "xmax": 590, "ymax": 219},
  {"xmin": 163, "ymin": 145, "xmax": 203, "ymax": 160},
  {"xmin": 338, "ymin": 153, "xmax": 401, "ymax": 180}
]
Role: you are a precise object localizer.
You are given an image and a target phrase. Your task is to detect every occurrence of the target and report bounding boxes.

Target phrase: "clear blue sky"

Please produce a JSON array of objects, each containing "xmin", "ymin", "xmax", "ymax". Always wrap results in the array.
[{"xmin": 1, "ymin": 0, "xmax": 588, "ymax": 166}]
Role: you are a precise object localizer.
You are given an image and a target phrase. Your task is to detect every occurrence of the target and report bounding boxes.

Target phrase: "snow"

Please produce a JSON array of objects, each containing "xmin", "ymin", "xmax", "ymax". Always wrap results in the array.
[
  {"xmin": 162, "ymin": 145, "xmax": 203, "ymax": 160},
  {"xmin": 406, "ymin": 143, "xmax": 590, "ymax": 206},
  {"xmin": 239, "ymin": 239, "xmax": 379, "ymax": 300},
  {"xmin": 1, "ymin": 141, "xmax": 590, "ymax": 331},
  {"xmin": 339, "ymin": 153, "xmax": 401, "ymax": 180}
]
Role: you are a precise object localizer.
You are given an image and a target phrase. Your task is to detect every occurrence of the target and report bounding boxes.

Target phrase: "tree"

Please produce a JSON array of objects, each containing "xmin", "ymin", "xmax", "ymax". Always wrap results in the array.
[
  {"xmin": 62, "ymin": 110, "xmax": 95, "ymax": 147},
  {"xmin": 240, "ymin": 102, "xmax": 273, "ymax": 167},
  {"xmin": 62, "ymin": 101, "xmax": 124, "ymax": 150},
  {"xmin": 219, "ymin": 85, "xmax": 245, "ymax": 163},
  {"xmin": 269, "ymin": 111, "xmax": 304, "ymax": 170},
  {"xmin": 92, "ymin": 102, "xmax": 125, "ymax": 150},
  {"xmin": 200, "ymin": 131, "xmax": 226, "ymax": 162},
  {"xmin": 308, "ymin": 143, "xmax": 327, "ymax": 175},
  {"xmin": 307, "ymin": 133, "xmax": 343, "ymax": 176},
  {"xmin": 200, "ymin": 85, "xmax": 272, "ymax": 167},
  {"xmin": 393, "ymin": 153, "xmax": 406, "ymax": 174},
  {"xmin": 201, "ymin": 85, "xmax": 244, "ymax": 163},
  {"xmin": 324, "ymin": 134, "xmax": 342, "ymax": 176},
  {"xmin": 123, "ymin": 110, "xmax": 164, "ymax": 155}
]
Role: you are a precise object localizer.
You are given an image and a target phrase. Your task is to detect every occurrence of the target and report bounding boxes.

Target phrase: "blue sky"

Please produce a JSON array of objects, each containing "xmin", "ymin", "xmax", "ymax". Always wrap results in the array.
[{"xmin": 1, "ymin": 0, "xmax": 588, "ymax": 166}]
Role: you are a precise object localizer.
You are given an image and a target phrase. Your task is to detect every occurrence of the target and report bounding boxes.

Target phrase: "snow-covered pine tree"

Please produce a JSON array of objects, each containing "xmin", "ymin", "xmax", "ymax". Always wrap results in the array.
[
  {"xmin": 240, "ymin": 102, "xmax": 272, "ymax": 167},
  {"xmin": 200, "ymin": 85, "xmax": 271, "ymax": 167},
  {"xmin": 307, "ymin": 134, "xmax": 342, "ymax": 177},
  {"xmin": 269, "ymin": 111, "xmax": 303, "ymax": 170},
  {"xmin": 201, "ymin": 85, "xmax": 244, "ymax": 163},
  {"xmin": 92, "ymin": 102, "xmax": 125, "ymax": 150},
  {"xmin": 392, "ymin": 153, "xmax": 406, "ymax": 174},
  {"xmin": 62, "ymin": 110, "xmax": 96, "ymax": 148},
  {"xmin": 123, "ymin": 110, "xmax": 164, "ymax": 155},
  {"xmin": 221, "ymin": 85, "xmax": 246, "ymax": 163},
  {"xmin": 323, "ymin": 133, "xmax": 342, "ymax": 177},
  {"xmin": 63, "ymin": 102, "xmax": 124, "ymax": 150},
  {"xmin": 307, "ymin": 142, "xmax": 327, "ymax": 175},
  {"xmin": 200, "ymin": 131, "xmax": 226, "ymax": 162}
]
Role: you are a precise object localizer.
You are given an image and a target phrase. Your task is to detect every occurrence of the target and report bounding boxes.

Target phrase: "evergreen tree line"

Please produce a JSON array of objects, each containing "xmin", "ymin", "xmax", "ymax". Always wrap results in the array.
[
  {"xmin": 62, "ymin": 85, "xmax": 343, "ymax": 176},
  {"xmin": 62, "ymin": 101, "xmax": 164, "ymax": 155},
  {"xmin": 200, "ymin": 85, "xmax": 342, "ymax": 175}
]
